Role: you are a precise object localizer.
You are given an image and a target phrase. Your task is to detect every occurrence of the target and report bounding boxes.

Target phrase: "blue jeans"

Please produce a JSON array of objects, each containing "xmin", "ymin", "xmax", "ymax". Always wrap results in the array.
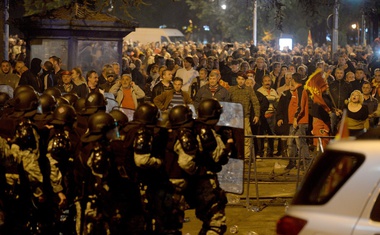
[{"xmin": 287, "ymin": 124, "xmax": 309, "ymax": 160}]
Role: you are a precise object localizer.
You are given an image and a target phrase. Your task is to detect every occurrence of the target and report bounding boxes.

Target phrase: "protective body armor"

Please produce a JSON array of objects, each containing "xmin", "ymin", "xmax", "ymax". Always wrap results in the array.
[
  {"xmin": 14, "ymin": 118, "xmax": 38, "ymax": 150},
  {"xmin": 178, "ymin": 128, "xmax": 198, "ymax": 155},
  {"xmin": 133, "ymin": 127, "xmax": 153, "ymax": 154},
  {"xmin": 197, "ymin": 124, "xmax": 217, "ymax": 152},
  {"xmin": 50, "ymin": 130, "xmax": 72, "ymax": 163},
  {"xmin": 88, "ymin": 143, "xmax": 111, "ymax": 177}
]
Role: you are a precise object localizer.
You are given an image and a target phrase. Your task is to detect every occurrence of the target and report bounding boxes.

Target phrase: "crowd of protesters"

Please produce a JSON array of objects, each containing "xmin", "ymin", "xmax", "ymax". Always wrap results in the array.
[
  {"xmin": 1, "ymin": 35, "xmax": 380, "ymax": 234},
  {"xmin": 120, "ymin": 38, "xmax": 380, "ymax": 152},
  {"xmin": 2, "ymin": 37, "xmax": 380, "ymax": 155}
]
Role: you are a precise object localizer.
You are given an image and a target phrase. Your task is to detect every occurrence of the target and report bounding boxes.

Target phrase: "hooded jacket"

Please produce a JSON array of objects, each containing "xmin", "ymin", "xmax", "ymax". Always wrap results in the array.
[{"xmin": 19, "ymin": 58, "xmax": 43, "ymax": 93}]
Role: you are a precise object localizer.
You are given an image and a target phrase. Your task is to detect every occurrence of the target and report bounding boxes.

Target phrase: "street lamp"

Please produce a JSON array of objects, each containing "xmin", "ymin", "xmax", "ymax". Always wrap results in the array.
[
  {"xmin": 252, "ymin": 0, "xmax": 257, "ymax": 46},
  {"xmin": 351, "ymin": 23, "xmax": 359, "ymax": 45}
]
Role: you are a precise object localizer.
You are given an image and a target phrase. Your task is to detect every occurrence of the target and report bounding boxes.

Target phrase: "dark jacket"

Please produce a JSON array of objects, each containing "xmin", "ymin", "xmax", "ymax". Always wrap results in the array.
[
  {"xmin": 99, "ymin": 81, "xmax": 116, "ymax": 92},
  {"xmin": 151, "ymin": 82, "xmax": 173, "ymax": 102},
  {"xmin": 350, "ymin": 79, "xmax": 365, "ymax": 92},
  {"xmin": 56, "ymin": 82, "xmax": 89, "ymax": 98},
  {"xmin": 193, "ymin": 84, "xmax": 231, "ymax": 110},
  {"xmin": 328, "ymin": 79, "xmax": 353, "ymax": 110},
  {"xmin": 19, "ymin": 58, "xmax": 43, "ymax": 93}
]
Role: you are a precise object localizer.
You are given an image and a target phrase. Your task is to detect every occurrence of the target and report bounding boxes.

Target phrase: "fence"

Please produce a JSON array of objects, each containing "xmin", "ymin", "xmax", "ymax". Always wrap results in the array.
[{"xmin": 243, "ymin": 134, "xmax": 335, "ymax": 212}]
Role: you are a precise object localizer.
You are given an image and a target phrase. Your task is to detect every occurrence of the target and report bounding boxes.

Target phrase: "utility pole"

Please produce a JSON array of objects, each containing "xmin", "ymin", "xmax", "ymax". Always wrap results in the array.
[
  {"xmin": 252, "ymin": 0, "xmax": 257, "ymax": 46},
  {"xmin": 361, "ymin": 12, "xmax": 366, "ymax": 46},
  {"xmin": 332, "ymin": 0, "xmax": 339, "ymax": 57},
  {"xmin": 1, "ymin": 0, "xmax": 9, "ymax": 60}
]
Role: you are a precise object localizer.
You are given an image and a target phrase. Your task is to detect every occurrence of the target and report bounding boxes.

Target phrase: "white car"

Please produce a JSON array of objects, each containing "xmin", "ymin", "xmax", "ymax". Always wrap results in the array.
[{"xmin": 277, "ymin": 136, "xmax": 380, "ymax": 235}]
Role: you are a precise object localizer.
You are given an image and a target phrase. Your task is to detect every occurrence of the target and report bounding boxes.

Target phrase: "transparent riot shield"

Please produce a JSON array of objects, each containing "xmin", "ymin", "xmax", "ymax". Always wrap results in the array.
[
  {"xmin": 118, "ymin": 107, "xmax": 135, "ymax": 121},
  {"xmin": 216, "ymin": 102, "xmax": 244, "ymax": 194},
  {"xmin": 189, "ymin": 102, "xmax": 245, "ymax": 194},
  {"xmin": 188, "ymin": 102, "xmax": 244, "ymax": 129},
  {"xmin": 104, "ymin": 93, "xmax": 119, "ymax": 113}
]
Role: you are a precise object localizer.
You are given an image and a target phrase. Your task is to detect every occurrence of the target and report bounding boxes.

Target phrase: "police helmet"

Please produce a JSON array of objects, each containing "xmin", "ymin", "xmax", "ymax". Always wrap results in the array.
[
  {"xmin": 62, "ymin": 93, "xmax": 79, "ymax": 106},
  {"xmin": 81, "ymin": 112, "xmax": 116, "ymax": 142},
  {"xmin": 133, "ymin": 103, "xmax": 159, "ymax": 125},
  {"xmin": 13, "ymin": 85, "xmax": 35, "ymax": 98},
  {"xmin": 12, "ymin": 90, "xmax": 39, "ymax": 118},
  {"xmin": 38, "ymin": 94, "xmax": 57, "ymax": 114},
  {"xmin": 50, "ymin": 104, "xmax": 77, "ymax": 126},
  {"xmin": 74, "ymin": 97, "xmax": 86, "ymax": 115},
  {"xmin": 197, "ymin": 99, "xmax": 223, "ymax": 125},
  {"xmin": 83, "ymin": 92, "xmax": 107, "ymax": 115},
  {"xmin": 0, "ymin": 92, "xmax": 10, "ymax": 107},
  {"xmin": 43, "ymin": 87, "xmax": 62, "ymax": 98},
  {"xmin": 169, "ymin": 105, "xmax": 193, "ymax": 128},
  {"xmin": 109, "ymin": 109, "xmax": 129, "ymax": 128},
  {"xmin": 56, "ymin": 96, "xmax": 70, "ymax": 106}
]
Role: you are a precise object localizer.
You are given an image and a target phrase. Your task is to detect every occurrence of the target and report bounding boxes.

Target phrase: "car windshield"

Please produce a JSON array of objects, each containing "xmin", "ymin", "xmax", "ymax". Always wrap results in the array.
[{"xmin": 293, "ymin": 150, "xmax": 364, "ymax": 205}]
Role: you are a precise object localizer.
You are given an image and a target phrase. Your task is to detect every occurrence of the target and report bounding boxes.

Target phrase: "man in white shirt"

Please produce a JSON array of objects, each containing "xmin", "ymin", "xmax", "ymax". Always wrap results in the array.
[
  {"xmin": 257, "ymin": 75, "xmax": 280, "ymax": 157},
  {"xmin": 175, "ymin": 56, "xmax": 199, "ymax": 93}
]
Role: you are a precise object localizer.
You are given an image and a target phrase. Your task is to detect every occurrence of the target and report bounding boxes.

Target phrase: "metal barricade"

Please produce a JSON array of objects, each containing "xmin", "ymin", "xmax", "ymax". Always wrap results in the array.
[{"xmin": 244, "ymin": 134, "xmax": 334, "ymax": 211}]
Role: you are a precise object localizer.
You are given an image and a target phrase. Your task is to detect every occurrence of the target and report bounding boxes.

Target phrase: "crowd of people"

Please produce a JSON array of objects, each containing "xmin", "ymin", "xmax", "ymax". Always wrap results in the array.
[{"xmin": 0, "ymin": 36, "xmax": 380, "ymax": 234}]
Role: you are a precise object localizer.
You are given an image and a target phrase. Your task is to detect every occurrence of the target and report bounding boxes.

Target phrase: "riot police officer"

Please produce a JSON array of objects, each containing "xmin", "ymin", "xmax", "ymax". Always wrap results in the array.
[
  {"xmin": 191, "ymin": 99, "xmax": 233, "ymax": 235},
  {"xmin": 109, "ymin": 109, "xmax": 129, "ymax": 132},
  {"xmin": 33, "ymin": 93, "xmax": 58, "ymax": 233},
  {"xmin": 43, "ymin": 86, "xmax": 62, "ymax": 99},
  {"xmin": 0, "ymin": 85, "xmax": 35, "ymax": 139},
  {"xmin": 47, "ymin": 104, "xmax": 79, "ymax": 234},
  {"xmin": 109, "ymin": 107, "xmax": 149, "ymax": 234},
  {"xmin": 75, "ymin": 92, "xmax": 107, "ymax": 136},
  {"xmin": 62, "ymin": 93, "xmax": 79, "ymax": 106},
  {"xmin": 1, "ymin": 89, "xmax": 45, "ymax": 234},
  {"xmin": 74, "ymin": 112, "xmax": 133, "ymax": 235},
  {"xmin": 135, "ymin": 103, "xmax": 166, "ymax": 231},
  {"xmin": 0, "ymin": 92, "xmax": 10, "ymax": 117},
  {"xmin": 153, "ymin": 105, "xmax": 198, "ymax": 235}
]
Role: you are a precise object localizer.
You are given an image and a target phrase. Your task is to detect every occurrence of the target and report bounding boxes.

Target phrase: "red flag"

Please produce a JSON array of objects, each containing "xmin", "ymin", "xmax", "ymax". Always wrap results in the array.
[
  {"xmin": 335, "ymin": 109, "xmax": 350, "ymax": 140},
  {"xmin": 308, "ymin": 30, "xmax": 313, "ymax": 46},
  {"xmin": 304, "ymin": 68, "xmax": 331, "ymax": 114}
]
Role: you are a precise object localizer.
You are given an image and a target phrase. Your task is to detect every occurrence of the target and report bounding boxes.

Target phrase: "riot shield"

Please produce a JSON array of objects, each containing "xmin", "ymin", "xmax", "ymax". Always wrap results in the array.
[
  {"xmin": 217, "ymin": 158, "xmax": 244, "ymax": 194},
  {"xmin": 104, "ymin": 93, "xmax": 119, "ymax": 113},
  {"xmin": 217, "ymin": 102, "xmax": 244, "ymax": 129},
  {"xmin": 188, "ymin": 102, "xmax": 244, "ymax": 129},
  {"xmin": 118, "ymin": 107, "xmax": 135, "ymax": 121}
]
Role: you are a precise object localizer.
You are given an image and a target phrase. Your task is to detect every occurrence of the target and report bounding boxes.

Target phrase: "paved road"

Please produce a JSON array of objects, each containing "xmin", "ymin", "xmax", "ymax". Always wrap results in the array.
[{"xmin": 182, "ymin": 158, "xmax": 307, "ymax": 235}]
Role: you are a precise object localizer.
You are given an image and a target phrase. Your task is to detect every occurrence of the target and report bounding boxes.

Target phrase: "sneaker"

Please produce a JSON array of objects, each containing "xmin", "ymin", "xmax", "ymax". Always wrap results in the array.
[{"xmin": 285, "ymin": 162, "xmax": 296, "ymax": 170}]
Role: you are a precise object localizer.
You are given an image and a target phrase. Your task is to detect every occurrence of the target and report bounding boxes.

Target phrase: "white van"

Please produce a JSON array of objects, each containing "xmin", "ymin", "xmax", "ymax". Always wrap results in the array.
[{"xmin": 124, "ymin": 28, "xmax": 185, "ymax": 45}]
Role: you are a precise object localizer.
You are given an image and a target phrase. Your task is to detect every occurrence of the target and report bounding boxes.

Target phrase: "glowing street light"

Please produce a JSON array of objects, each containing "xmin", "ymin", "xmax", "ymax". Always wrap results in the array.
[
  {"xmin": 221, "ymin": 4, "xmax": 227, "ymax": 10},
  {"xmin": 351, "ymin": 23, "xmax": 359, "ymax": 45}
]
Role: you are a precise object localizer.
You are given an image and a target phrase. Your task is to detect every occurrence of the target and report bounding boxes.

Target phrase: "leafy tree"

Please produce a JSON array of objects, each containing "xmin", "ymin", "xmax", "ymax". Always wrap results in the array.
[
  {"xmin": 22, "ymin": 0, "xmax": 146, "ymax": 17},
  {"xmin": 183, "ymin": 0, "xmax": 378, "ymax": 45},
  {"xmin": 128, "ymin": 0, "xmax": 192, "ymax": 29},
  {"xmin": 17, "ymin": 0, "xmax": 380, "ymax": 44}
]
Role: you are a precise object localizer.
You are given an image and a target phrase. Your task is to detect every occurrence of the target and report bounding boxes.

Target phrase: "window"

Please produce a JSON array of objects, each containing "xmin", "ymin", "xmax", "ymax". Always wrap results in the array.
[
  {"xmin": 370, "ymin": 193, "xmax": 380, "ymax": 221},
  {"xmin": 293, "ymin": 151, "xmax": 364, "ymax": 205},
  {"xmin": 161, "ymin": 36, "xmax": 169, "ymax": 44}
]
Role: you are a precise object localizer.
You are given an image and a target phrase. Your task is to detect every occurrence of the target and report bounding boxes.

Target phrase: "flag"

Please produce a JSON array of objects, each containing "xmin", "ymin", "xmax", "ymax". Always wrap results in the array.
[
  {"xmin": 335, "ymin": 109, "xmax": 350, "ymax": 140},
  {"xmin": 307, "ymin": 30, "xmax": 313, "ymax": 46},
  {"xmin": 304, "ymin": 68, "xmax": 331, "ymax": 114}
]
